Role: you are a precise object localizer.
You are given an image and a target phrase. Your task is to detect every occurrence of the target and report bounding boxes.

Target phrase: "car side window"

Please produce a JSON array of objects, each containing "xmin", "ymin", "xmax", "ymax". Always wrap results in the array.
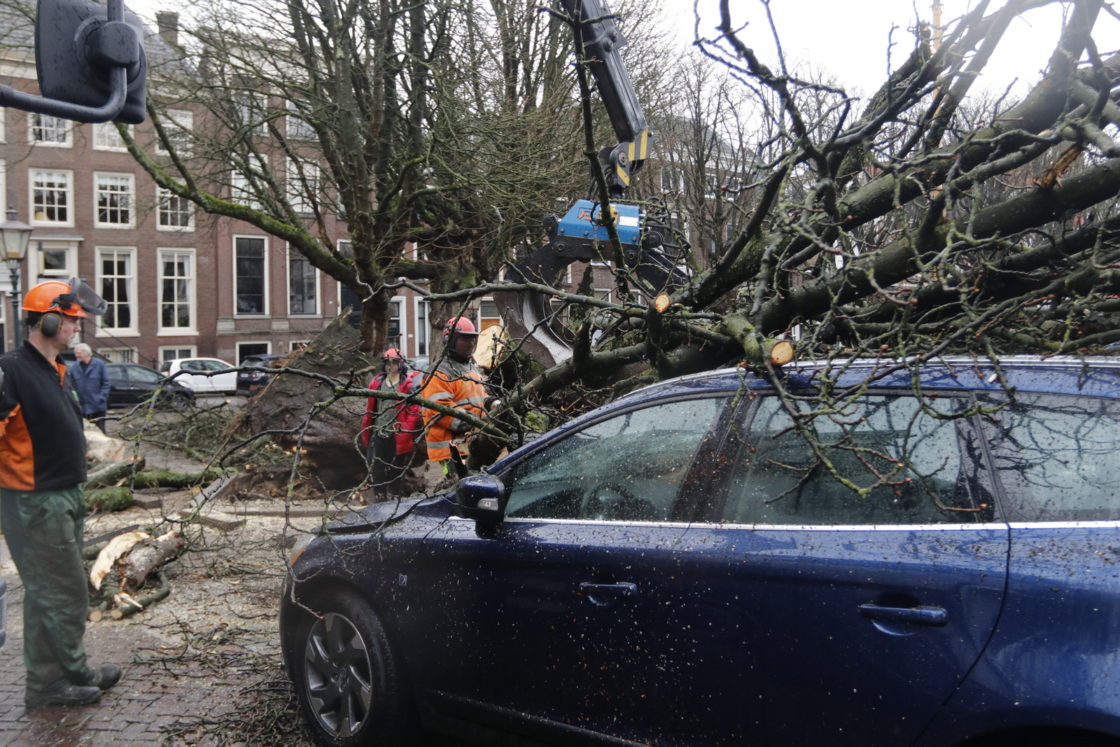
[
  {"xmin": 720, "ymin": 394, "xmax": 982, "ymax": 525},
  {"xmin": 980, "ymin": 393, "xmax": 1120, "ymax": 521},
  {"xmin": 181, "ymin": 361, "xmax": 201, "ymax": 371},
  {"xmin": 130, "ymin": 366, "xmax": 162, "ymax": 384},
  {"xmin": 503, "ymin": 397, "xmax": 726, "ymax": 522}
]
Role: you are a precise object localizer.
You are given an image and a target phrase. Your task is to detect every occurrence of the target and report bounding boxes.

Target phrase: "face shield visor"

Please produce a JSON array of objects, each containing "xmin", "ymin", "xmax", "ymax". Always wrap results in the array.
[{"xmin": 57, "ymin": 277, "xmax": 108, "ymax": 316}]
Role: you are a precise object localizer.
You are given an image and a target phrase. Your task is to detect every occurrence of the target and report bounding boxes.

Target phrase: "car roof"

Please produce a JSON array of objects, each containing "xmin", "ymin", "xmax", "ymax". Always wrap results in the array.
[{"xmin": 615, "ymin": 356, "xmax": 1120, "ymax": 407}]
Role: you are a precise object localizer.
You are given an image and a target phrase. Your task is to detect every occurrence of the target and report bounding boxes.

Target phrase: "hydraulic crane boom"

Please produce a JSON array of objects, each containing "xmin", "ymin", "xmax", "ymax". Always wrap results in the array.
[{"xmin": 496, "ymin": 0, "xmax": 688, "ymax": 367}]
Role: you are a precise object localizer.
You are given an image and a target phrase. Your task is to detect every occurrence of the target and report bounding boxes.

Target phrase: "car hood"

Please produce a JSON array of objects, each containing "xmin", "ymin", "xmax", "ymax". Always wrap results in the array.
[{"xmin": 325, "ymin": 495, "xmax": 444, "ymax": 533}]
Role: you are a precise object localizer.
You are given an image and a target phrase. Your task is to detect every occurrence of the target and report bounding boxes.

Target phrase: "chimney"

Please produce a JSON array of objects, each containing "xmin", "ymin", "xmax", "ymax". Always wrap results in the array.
[{"xmin": 156, "ymin": 11, "xmax": 179, "ymax": 47}]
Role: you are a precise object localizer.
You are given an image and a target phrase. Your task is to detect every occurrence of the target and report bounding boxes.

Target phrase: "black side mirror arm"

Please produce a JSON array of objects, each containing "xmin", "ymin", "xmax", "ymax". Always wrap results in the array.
[{"xmin": 0, "ymin": 0, "xmax": 146, "ymax": 124}]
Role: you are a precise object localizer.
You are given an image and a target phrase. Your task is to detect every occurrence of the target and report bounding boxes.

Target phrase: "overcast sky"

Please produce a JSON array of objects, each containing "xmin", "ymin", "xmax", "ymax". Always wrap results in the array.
[{"xmin": 661, "ymin": 0, "xmax": 1120, "ymax": 96}]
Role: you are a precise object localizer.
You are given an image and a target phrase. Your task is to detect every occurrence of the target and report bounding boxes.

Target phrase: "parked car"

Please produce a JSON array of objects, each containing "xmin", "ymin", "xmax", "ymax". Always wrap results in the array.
[
  {"xmin": 236, "ymin": 353, "xmax": 282, "ymax": 394},
  {"xmin": 106, "ymin": 363, "xmax": 194, "ymax": 410},
  {"xmin": 159, "ymin": 357, "xmax": 238, "ymax": 393},
  {"xmin": 280, "ymin": 357, "xmax": 1120, "ymax": 746}
]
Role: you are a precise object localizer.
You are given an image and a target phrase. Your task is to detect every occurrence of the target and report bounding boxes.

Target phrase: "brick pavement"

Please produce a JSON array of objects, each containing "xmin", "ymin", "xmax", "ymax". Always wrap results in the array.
[{"xmin": 0, "ymin": 576, "xmax": 259, "ymax": 745}]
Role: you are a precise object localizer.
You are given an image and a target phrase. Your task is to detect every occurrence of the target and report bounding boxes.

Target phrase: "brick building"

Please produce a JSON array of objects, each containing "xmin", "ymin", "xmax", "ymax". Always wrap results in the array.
[{"xmin": 0, "ymin": 8, "xmax": 440, "ymax": 367}]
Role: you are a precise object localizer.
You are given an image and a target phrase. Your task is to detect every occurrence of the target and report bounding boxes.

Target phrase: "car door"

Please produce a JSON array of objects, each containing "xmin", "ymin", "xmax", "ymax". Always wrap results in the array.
[
  {"xmin": 405, "ymin": 394, "xmax": 732, "ymax": 745},
  {"xmin": 204, "ymin": 359, "xmax": 237, "ymax": 392},
  {"xmin": 671, "ymin": 391, "xmax": 1009, "ymax": 746},
  {"xmin": 105, "ymin": 365, "xmax": 133, "ymax": 406},
  {"xmin": 177, "ymin": 360, "xmax": 209, "ymax": 392}
]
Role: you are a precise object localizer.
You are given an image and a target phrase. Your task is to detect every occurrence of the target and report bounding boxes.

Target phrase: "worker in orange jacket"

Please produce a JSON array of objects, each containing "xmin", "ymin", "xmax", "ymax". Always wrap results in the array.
[{"xmin": 419, "ymin": 316, "xmax": 488, "ymax": 490}]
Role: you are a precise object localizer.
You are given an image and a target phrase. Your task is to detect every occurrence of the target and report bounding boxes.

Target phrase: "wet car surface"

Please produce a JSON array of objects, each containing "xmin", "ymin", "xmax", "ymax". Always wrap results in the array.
[{"xmin": 280, "ymin": 356, "xmax": 1120, "ymax": 746}]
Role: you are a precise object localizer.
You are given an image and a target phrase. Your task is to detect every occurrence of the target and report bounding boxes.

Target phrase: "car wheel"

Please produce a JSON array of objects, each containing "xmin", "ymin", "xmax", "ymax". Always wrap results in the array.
[{"xmin": 291, "ymin": 592, "xmax": 414, "ymax": 746}]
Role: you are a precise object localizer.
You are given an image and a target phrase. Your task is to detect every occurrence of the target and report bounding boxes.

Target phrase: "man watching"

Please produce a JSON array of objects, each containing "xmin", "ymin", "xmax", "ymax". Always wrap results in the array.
[
  {"xmin": 0, "ymin": 279, "xmax": 122, "ymax": 708},
  {"xmin": 70, "ymin": 342, "xmax": 110, "ymax": 433},
  {"xmin": 419, "ymin": 317, "xmax": 488, "ymax": 490}
]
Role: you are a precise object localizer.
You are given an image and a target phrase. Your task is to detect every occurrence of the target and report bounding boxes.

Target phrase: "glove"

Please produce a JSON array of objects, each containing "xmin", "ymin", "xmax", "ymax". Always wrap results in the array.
[{"xmin": 449, "ymin": 418, "xmax": 472, "ymax": 436}]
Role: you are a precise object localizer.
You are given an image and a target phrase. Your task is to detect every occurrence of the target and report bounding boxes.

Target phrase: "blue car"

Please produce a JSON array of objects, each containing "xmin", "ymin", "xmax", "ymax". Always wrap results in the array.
[{"xmin": 280, "ymin": 356, "xmax": 1120, "ymax": 746}]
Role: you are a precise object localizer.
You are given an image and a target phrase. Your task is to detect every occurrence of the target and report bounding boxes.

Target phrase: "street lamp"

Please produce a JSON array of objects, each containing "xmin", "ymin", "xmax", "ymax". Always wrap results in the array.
[{"xmin": 0, "ymin": 205, "xmax": 32, "ymax": 348}]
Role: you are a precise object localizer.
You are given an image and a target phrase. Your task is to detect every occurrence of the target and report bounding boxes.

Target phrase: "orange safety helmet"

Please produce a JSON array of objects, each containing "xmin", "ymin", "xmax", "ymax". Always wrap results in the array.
[
  {"xmin": 22, "ymin": 280, "xmax": 89, "ymax": 317},
  {"xmin": 443, "ymin": 316, "xmax": 479, "ymax": 339},
  {"xmin": 382, "ymin": 347, "xmax": 404, "ymax": 360}
]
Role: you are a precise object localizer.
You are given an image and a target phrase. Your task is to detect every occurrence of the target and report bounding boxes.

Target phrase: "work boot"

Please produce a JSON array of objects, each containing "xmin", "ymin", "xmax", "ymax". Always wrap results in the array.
[
  {"xmin": 25, "ymin": 685, "xmax": 102, "ymax": 709},
  {"xmin": 85, "ymin": 664, "xmax": 122, "ymax": 691}
]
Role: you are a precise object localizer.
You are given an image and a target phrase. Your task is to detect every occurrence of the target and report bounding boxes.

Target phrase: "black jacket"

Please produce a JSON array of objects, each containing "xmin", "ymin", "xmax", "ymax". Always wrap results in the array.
[{"xmin": 0, "ymin": 341, "xmax": 87, "ymax": 491}]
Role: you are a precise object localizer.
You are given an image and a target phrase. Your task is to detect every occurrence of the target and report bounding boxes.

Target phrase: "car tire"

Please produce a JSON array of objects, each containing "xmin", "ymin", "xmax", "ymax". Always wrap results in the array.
[{"xmin": 289, "ymin": 592, "xmax": 414, "ymax": 746}]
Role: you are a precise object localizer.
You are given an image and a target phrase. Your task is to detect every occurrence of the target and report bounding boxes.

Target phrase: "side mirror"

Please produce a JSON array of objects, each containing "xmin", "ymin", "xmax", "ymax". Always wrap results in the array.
[
  {"xmin": 0, "ymin": 0, "xmax": 147, "ymax": 123},
  {"xmin": 455, "ymin": 473, "xmax": 507, "ymax": 524},
  {"xmin": 37, "ymin": 0, "xmax": 148, "ymax": 123}
]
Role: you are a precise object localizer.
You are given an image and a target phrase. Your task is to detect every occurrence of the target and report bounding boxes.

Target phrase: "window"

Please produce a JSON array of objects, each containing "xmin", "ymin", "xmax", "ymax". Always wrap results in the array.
[
  {"xmin": 230, "ymin": 171, "xmax": 263, "ymax": 210},
  {"xmin": 287, "ymin": 158, "xmax": 319, "ymax": 214},
  {"xmin": 660, "ymin": 166, "xmax": 683, "ymax": 193},
  {"xmin": 159, "ymin": 249, "xmax": 195, "ymax": 332},
  {"xmin": 388, "ymin": 298, "xmax": 403, "ymax": 347},
  {"xmin": 29, "ymin": 169, "xmax": 72, "ymax": 225},
  {"xmin": 94, "ymin": 173, "xmax": 134, "ymax": 227},
  {"xmin": 156, "ymin": 109, "xmax": 193, "ymax": 154},
  {"xmin": 415, "ymin": 298, "xmax": 429, "ymax": 357},
  {"xmin": 98, "ymin": 347, "xmax": 135, "ymax": 363},
  {"xmin": 479, "ymin": 299, "xmax": 501, "ymax": 329},
  {"xmin": 93, "ymin": 122, "xmax": 128, "ymax": 151},
  {"xmin": 157, "ymin": 187, "xmax": 194, "ymax": 230},
  {"xmin": 159, "ymin": 346, "xmax": 196, "ymax": 363},
  {"xmin": 30, "ymin": 241, "xmax": 75, "ymax": 280},
  {"xmin": 29, "ymin": 113, "xmax": 71, "ymax": 146},
  {"xmin": 288, "ymin": 247, "xmax": 318, "ymax": 315},
  {"xmin": 503, "ymin": 397, "xmax": 725, "ymax": 521},
  {"xmin": 234, "ymin": 93, "xmax": 267, "ymax": 136},
  {"xmin": 237, "ymin": 342, "xmax": 270, "ymax": 363},
  {"xmin": 286, "ymin": 101, "xmax": 316, "ymax": 140},
  {"xmin": 982, "ymin": 393, "xmax": 1120, "ymax": 521},
  {"xmin": 235, "ymin": 236, "xmax": 267, "ymax": 314},
  {"xmin": 97, "ymin": 248, "xmax": 136, "ymax": 333},
  {"xmin": 290, "ymin": 340, "xmax": 309, "ymax": 351},
  {"xmin": 720, "ymin": 395, "xmax": 980, "ymax": 526}
]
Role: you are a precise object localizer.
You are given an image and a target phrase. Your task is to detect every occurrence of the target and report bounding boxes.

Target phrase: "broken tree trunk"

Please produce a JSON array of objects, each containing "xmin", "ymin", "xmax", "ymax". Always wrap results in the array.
[
  {"xmin": 230, "ymin": 314, "xmax": 376, "ymax": 489},
  {"xmin": 119, "ymin": 532, "xmax": 185, "ymax": 593},
  {"xmin": 88, "ymin": 529, "xmax": 185, "ymax": 619}
]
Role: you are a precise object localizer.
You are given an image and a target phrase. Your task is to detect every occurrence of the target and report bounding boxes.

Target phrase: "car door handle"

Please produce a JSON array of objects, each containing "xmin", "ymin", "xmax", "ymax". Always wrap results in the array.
[
  {"xmin": 858, "ymin": 603, "xmax": 948, "ymax": 626},
  {"xmin": 579, "ymin": 582, "xmax": 637, "ymax": 606}
]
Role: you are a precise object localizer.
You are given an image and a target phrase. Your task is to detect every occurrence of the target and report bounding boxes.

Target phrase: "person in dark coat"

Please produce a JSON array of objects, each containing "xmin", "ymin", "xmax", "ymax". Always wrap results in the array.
[{"xmin": 69, "ymin": 343, "xmax": 110, "ymax": 433}]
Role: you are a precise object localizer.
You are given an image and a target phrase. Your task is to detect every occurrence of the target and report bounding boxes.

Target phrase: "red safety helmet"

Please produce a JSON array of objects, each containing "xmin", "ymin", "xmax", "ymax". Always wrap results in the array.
[
  {"xmin": 382, "ymin": 347, "xmax": 404, "ymax": 360},
  {"xmin": 22, "ymin": 280, "xmax": 89, "ymax": 317},
  {"xmin": 443, "ymin": 316, "xmax": 479, "ymax": 339}
]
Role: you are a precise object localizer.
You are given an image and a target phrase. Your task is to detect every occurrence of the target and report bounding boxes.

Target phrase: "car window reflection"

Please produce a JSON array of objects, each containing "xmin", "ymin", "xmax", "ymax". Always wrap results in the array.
[{"xmin": 503, "ymin": 397, "xmax": 726, "ymax": 522}]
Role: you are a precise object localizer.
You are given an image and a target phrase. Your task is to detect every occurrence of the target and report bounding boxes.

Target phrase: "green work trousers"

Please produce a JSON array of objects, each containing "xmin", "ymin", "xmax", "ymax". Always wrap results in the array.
[{"xmin": 0, "ymin": 485, "xmax": 93, "ymax": 698}]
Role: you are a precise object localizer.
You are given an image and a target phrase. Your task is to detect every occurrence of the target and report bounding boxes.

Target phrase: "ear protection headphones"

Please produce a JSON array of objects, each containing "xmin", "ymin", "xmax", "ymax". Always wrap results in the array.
[{"xmin": 38, "ymin": 312, "xmax": 63, "ymax": 337}]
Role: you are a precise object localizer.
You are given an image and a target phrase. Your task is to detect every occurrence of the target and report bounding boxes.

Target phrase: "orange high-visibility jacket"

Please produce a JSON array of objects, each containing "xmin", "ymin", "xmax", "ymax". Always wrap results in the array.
[{"xmin": 420, "ymin": 358, "xmax": 487, "ymax": 462}]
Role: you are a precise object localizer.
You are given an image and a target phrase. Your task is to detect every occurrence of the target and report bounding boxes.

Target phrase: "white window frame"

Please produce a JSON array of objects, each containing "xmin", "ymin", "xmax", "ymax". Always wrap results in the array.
[
  {"xmin": 236, "ymin": 341, "xmax": 272, "ymax": 363},
  {"xmin": 93, "ymin": 122, "xmax": 129, "ymax": 151},
  {"xmin": 230, "ymin": 171, "xmax": 263, "ymax": 211},
  {"xmin": 286, "ymin": 101, "xmax": 315, "ymax": 140},
  {"xmin": 413, "ymin": 296, "xmax": 430, "ymax": 358},
  {"xmin": 27, "ymin": 240, "xmax": 78, "ymax": 282},
  {"xmin": 28, "ymin": 113, "xmax": 72, "ymax": 147},
  {"xmin": 157, "ymin": 186, "xmax": 195, "ymax": 231},
  {"xmin": 286, "ymin": 244, "xmax": 320, "ymax": 316},
  {"xmin": 235, "ymin": 92, "xmax": 267, "ymax": 136},
  {"xmin": 388, "ymin": 296, "xmax": 406, "ymax": 349},
  {"xmin": 156, "ymin": 109, "xmax": 193, "ymax": 155},
  {"xmin": 94, "ymin": 172, "xmax": 135, "ymax": 228},
  {"xmin": 234, "ymin": 235, "xmax": 269, "ymax": 316},
  {"xmin": 289, "ymin": 340, "xmax": 309, "ymax": 351},
  {"xmin": 159, "ymin": 345, "xmax": 197, "ymax": 363},
  {"xmin": 29, "ymin": 169, "xmax": 73, "ymax": 226},
  {"xmin": 98, "ymin": 347, "xmax": 136, "ymax": 363},
  {"xmin": 96, "ymin": 246, "xmax": 139, "ymax": 336},
  {"xmin": 287, "ymin": 158, "xmax": 319, "ymax": 215},
  {"xmin": 158, "ymin": 248, "xmax": 197, "ymax": 335}
]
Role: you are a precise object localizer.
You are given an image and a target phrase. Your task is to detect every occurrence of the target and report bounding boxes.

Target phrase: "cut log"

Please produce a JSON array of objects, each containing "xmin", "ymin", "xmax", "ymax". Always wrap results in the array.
[
  {"xmin": 119, "ymin": 530, "xmax": 185, "ymax": 593},
  {"xmin": 85, "ymin": 486, "xmax": 134, "ymax": 512},
  {"xmin": 87, "ymin": 457, "xmax": 146, "ymax": 487},
  {"xmin": 90, "ymin": 530, "xmax": 151, "ymax": 591}
]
